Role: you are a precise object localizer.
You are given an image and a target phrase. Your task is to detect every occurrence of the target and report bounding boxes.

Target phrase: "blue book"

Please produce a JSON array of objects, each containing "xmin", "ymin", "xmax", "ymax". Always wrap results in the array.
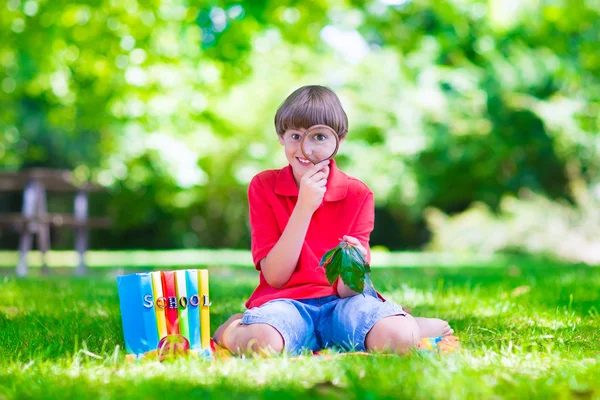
[
  {"xmin": 185, "ymin": 269, "xmax": 201, "ymax": 351},
  {"xmin": 117, "ymin": 273, "xmax": 159, "ymax": 355}
]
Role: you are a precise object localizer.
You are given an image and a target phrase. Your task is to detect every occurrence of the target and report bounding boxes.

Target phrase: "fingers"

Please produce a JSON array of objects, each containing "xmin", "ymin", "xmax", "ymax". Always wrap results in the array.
[
  {"xmin": 343, "ymin": 235, "xmax": 368, "ymax": 257},
  {"xmin": 303, "ymin": 170, "xmax": 327, "ymax": 188},
  {"xmin": 305, "ymin": 160, "xmax": 330, "ymax": 179},
  {"xmin": 343, "ymin": 235, "xmax": 360, "ymax": 245},
  {"xmin": 310, "ymin": 171, "xmax": 326, "ymax": 181},
  {"xmin": 308, "ymin": 170, "xmax": 329, "ymax": 183}
]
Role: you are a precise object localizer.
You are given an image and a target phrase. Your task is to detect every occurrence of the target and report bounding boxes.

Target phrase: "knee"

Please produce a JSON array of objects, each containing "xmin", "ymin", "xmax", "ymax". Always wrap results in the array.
[
  {"xmin": 235, "ymin": 323, "xmax": 285, "ymax": 355},
  {"xmin": 365, "ymin": 315, "xmax": 420, "ymax": 354},
  {"xmin": 214, "ymin": 313, "xmax": 244, "ymax": 346},
  {"xmin": 250, "ymin": 323, "xmax": 285, "ymax": 353}
]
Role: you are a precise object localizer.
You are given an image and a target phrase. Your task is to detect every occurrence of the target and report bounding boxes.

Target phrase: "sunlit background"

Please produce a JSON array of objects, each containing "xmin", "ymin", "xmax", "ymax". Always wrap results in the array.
[{"xmin": 1, "ymin": 0, "xmax": 599, "ymax": 264}]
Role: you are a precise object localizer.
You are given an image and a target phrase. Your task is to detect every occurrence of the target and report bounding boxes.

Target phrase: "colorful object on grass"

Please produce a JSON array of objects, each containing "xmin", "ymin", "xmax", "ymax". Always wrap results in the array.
[
  {"xmin": 158, "ymin": 334, "xmax": 191, "ymax": 361},
  {"xmin": 117, "ymin": 269, "xmax": 212, "ymax": 361},
  {"xmin": 417, "ymin": 335, "xmax": 460, "ymax": 353},
  {"xmin": 211, "ymin": 338, "xmax": 234, "ymax": 359},
  {"xmin": 208, "ymin": 335, "xmax": 460, "ymax": 360}
]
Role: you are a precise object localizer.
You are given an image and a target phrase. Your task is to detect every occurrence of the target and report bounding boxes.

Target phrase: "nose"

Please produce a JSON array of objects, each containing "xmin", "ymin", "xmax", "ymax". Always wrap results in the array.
[{"xmin": 299, "ymin": 146, "xmax": 312, "ymax": 156}]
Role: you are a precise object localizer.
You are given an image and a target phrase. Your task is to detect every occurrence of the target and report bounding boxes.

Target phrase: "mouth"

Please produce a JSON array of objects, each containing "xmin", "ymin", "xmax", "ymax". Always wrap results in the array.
[{"xmin": 296, "ymin": 157, "xmax": 312, "ymax": 166}]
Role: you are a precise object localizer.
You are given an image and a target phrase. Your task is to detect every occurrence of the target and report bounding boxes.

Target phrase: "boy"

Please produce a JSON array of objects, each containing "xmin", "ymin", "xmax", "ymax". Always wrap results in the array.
[{"xmin": 214, "ymin": 85, "xmax": 453, "ymax": 356}]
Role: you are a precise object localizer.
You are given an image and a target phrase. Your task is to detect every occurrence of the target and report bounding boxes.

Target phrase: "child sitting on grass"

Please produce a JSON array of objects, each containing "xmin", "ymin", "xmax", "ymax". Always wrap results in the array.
[{"xmin": 214, "ymin": 85, "xmax": 454, "ymax": 356}]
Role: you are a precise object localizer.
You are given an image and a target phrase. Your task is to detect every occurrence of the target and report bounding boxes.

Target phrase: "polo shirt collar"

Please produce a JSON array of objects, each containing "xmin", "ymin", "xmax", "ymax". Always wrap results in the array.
[{"xmin": 275, "ymin": 158, "xmax": 348, "ymax": 202}]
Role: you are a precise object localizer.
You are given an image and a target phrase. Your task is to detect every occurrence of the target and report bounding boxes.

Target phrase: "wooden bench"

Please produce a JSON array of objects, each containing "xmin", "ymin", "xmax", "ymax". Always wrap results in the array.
[{"xmin": 0, "ymin": 168, "xmax": 111, "ymax": 276}]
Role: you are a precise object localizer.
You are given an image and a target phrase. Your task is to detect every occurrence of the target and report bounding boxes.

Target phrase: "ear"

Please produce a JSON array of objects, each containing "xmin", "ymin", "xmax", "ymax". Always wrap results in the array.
[
  {"xmin": 339, "ymin": 136, "xmax": 346, "ymax": 145},
  {"xmin": 278, "ymin": 134, "xmax": 285, "ymax": 146}
]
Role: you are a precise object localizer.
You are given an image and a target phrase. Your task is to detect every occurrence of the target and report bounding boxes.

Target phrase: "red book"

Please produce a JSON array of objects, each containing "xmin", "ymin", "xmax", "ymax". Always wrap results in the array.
[{"xmin": 161, "ymin": 271, "xmax": 180, "ymax": 335}]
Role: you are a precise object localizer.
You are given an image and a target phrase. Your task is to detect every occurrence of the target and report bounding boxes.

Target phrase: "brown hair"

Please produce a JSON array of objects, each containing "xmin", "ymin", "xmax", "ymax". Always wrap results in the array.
[{"xmin": 274, "ymin": 85, "xmax": 348, "ymax": 139}]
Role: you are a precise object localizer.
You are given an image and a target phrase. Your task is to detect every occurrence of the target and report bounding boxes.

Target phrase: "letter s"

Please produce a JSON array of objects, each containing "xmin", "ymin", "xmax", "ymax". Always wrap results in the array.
[{"xmin": 143, "ymin": 294, "xmax": 154, "ymax": 309}]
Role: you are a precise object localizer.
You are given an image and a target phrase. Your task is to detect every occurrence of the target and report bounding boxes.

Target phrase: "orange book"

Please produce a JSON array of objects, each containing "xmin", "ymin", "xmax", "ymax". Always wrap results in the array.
[{"xmin": 161, "ymin": 271, "xmax": 180, "ymax": 335}]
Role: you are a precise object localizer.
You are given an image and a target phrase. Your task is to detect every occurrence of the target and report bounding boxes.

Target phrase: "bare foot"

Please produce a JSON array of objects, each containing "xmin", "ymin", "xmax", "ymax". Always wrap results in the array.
[
  {"xmin": 213, "ymin": 313, "xmax": 243, "ymax": 346},
  {"xmin": 414, "ymin": 317, "xmax": 454, "ymax": 338}
]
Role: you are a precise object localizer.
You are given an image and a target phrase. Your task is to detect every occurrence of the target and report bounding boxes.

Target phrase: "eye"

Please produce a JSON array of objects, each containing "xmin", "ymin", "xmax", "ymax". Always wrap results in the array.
[
  {"xmin": 315, "ymin": 134, "xmax": 327, "ymax": 141},
  {"xmin": 291, "ymin": 133, "xmax": 301, "ymax": 140}
]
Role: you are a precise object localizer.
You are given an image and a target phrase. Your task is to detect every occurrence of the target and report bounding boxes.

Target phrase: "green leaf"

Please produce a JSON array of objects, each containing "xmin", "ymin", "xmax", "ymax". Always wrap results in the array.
[
  {"xmin": 319, "ymin": 246, "xmax": 339, "ymax": 268},
  {"xmin": 320, "ymin": 240, "xmax": 372, "ymax": 292},
  {"xmin": 359, "ymin": 260, "xmax": 370, "ymax": 275},
  {"xmin": 345, "ymin": 259, "xmax": 365, "ymax": 292},
  {"xmin": 339, "ymin": 245, "xmax": 366, "ymax": 292},
  {"xmin": 340, "ymin": 248, "xmax": 350, "ymax": 278},
  {"xmin": 348, "ymin": 245, "xmax": 366, "ymax": 266},
  {"xmin": 324, "ymin": 247, "xmax": 343, "ymax": 286}
]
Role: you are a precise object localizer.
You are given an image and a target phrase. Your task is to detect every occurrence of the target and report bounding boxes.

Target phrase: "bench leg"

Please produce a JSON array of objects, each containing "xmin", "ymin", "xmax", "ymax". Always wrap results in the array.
[
  {"xmin": 17, "ymin": 182, "xmax": 38, "ymax": 277},
  {"xmin": 36, "ymin": 185, "xmax": 50, "ymax": 276},
  {"xmin": 17, "ymin": 230, "xmax": 33, "ymax": 277},
  {"xmin": 75, "ymin": 227, "xmax": 88, "ymax": 276},
  {"xmin": 74, "ymin": 192, "xmax": 88, "ymax": 276},
  {"xmin": 38, "ymin": 224, "xmax": 50, "ymax": 275}
]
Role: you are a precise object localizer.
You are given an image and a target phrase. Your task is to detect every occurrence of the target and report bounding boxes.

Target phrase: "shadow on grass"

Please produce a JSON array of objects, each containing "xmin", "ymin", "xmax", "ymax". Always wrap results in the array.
[{"xmin": 0, "ymin": 373, "xmax": 324, "ymax": 400}]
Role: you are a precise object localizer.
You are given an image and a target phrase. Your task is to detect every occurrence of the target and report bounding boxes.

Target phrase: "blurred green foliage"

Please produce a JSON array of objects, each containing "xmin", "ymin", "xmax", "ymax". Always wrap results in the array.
[{"xmin": 0, "ymin": 0, "xmax": 599, "ymax": 251}]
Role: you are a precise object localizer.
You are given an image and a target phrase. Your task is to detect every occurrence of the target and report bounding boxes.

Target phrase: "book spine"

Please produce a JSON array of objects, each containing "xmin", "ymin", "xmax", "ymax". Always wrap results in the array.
[
  {"xmin": 161, "ymin": 271, "xmax": 180, "ymax": 335},
  {"xmin": 185, "ymin": 269, "xmax": 201, "ymax": 351},
  {"xmin": 175, "ymin": 270, "xmax": 190, "ymax": 342},
  {"xmin": 151, "ymin": 271, "xmax": 168, "ymax": 340},
  {"xmin": 198, "ymin": 269, "xmax": 211, "ymax": 349},
  {"xmin": 116, "ymin": 273, "xmax": 159, "ymax": 355}
]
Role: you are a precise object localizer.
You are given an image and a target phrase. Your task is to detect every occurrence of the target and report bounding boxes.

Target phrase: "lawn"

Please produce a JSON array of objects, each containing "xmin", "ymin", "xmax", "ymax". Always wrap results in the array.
[{"xmin": 0, "ymin": 258, "xmax": 599, "ymax": 399}]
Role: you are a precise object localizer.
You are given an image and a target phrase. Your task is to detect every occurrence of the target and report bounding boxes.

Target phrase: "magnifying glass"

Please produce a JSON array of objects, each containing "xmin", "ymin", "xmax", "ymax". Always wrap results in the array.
[{"xmin": 300, "ymin": 124, "xmax": 340, "ymax": 165}]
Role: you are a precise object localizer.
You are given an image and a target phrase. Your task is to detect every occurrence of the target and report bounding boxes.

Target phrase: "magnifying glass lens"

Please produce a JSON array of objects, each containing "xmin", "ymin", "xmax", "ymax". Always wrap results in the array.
[{"xmin": 301, "ymin": 125, "xmax": 339, "ymax": 165}]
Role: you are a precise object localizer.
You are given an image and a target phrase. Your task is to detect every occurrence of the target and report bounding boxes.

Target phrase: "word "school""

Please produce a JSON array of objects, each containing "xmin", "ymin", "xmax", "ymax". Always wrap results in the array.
[{"xmin": 143, "ymin": 294, "xmax": 212, "ymax": 309}]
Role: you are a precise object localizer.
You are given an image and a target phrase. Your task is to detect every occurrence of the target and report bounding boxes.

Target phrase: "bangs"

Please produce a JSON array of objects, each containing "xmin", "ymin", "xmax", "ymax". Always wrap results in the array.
[{"xmin": 275, "ymin": 86, "xmax": 348, "ymax": 138}]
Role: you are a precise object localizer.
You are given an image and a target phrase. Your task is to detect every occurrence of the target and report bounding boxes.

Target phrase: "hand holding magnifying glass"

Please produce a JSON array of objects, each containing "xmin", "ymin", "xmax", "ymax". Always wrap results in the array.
[{"xmin": 296, "ymin": 125, "xmax": 340, "ymax": 213}]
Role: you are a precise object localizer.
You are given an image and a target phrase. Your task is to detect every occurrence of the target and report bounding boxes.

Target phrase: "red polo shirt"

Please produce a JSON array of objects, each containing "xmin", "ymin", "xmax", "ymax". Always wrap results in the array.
[{"xmin": 245, "ymin": 159, "xmax": 374, "ymax": 309}]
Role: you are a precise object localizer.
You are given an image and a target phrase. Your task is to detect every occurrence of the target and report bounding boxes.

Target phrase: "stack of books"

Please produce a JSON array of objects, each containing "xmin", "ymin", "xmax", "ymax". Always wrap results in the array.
[{"xmin": 117, "ymin": 269, "xmax": 211, "ymax": 360}]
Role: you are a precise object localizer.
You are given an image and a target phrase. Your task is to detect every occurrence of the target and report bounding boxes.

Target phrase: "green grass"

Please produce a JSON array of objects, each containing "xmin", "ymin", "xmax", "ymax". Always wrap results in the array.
[{"xmin": 0, "ymin": 260, "xmax": 599, "ymax": 399}]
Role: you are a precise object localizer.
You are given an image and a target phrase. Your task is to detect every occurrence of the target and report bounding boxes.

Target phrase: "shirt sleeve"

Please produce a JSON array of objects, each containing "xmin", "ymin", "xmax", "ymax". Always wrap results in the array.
[
  {"xmin": 348, "ymin": 190, "xmax": 374, "ymax": 264},
  {"xmin": 248, "ymin": 175, "xmax": 281, "ymax": 270}
]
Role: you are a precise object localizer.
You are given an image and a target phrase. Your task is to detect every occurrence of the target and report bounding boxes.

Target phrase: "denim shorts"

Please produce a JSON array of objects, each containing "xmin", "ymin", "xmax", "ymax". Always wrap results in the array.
[{"xmin": 240, "ymin": 284, "xmax": 406, "ymax": 355}]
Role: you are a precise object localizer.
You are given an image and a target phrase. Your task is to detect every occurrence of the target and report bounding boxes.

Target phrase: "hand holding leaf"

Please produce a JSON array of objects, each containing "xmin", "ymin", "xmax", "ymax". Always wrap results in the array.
[
  {"xmin": 319, "ymin": 237, "xmax": 372, "ymax": 293},
  {"xmin": 342, "ymin": 235, "xmax": 367, "ymax": 258}
]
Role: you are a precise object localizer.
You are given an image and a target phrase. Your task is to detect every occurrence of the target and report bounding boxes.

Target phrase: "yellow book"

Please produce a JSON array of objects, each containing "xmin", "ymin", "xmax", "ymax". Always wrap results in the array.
[
  {"xmin": 151, "ymin": 271, "xmax": 168, "ymax": 340},
  {"xmin": 198, "ymin": 269, "xmax": 211, "ymax": 349}
]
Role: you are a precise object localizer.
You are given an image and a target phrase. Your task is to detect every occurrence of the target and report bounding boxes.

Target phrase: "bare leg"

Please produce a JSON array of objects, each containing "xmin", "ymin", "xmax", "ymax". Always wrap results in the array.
[
  {"xmin": 214, "ymin": 313, "xmax": 284, "ymax": 357},
  {"xmin": 365, "ymin": 314, "xmax": 420, "ymax": 355},
  {"xmin": 414, "ymin": 317, "xmax": 454, "ymax": 337},
  {"xmin": 213, "ymin": 313, "xmax": 243, "ymax": 346}
]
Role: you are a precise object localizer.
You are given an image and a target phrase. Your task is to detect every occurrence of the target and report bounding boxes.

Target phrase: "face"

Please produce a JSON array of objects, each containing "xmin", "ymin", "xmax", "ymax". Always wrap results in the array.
[{"xmin": 279, "ymin": 128, "xmax": 345, "ymax": 186}]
